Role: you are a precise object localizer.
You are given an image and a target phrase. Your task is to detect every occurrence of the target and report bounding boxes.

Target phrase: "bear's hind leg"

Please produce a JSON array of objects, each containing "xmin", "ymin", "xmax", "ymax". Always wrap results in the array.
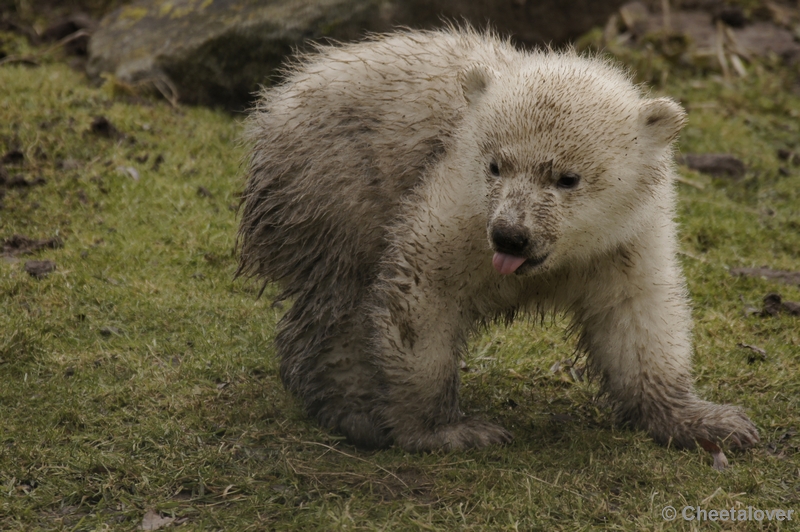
[
  {"xmin": 278, "ymin": 301, "xmax": 390, "ymax": 449},
  {"xmin": 312, "ymin": 327, "xmax": 391, "ymax": 449}
]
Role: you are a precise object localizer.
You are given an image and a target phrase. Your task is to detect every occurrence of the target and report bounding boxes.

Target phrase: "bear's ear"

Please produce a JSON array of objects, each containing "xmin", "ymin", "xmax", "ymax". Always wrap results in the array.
[
  {"xmin": 639, "ymin": 97, "xmax": 687, "ymax": 145},
  {"xmin": 460, "ymin": 65, "xmax": 493, "ymax": 105}
]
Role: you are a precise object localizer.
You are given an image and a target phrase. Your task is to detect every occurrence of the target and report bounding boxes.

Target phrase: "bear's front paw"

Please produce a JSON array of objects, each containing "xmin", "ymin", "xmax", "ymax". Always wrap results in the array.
[
  {"xmin": 393, "ymin": 418, "xmax": 513, "ymax": 452},
  {"xmin": 645, "ymin": 401, "xmax": 759, "ymax": 450}
]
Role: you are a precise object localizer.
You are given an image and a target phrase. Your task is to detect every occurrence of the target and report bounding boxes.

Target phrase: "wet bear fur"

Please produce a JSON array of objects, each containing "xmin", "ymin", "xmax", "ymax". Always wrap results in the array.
[{"xmin": 237, "ymin": 27, "xmax": 759, "ymax": 452}]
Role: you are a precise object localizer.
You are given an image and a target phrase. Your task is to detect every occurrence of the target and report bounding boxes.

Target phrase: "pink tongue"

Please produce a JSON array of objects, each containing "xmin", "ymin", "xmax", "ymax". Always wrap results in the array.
[{"xmin": 492, "ymin": 252, "xmax": 526, "ymax": 275}]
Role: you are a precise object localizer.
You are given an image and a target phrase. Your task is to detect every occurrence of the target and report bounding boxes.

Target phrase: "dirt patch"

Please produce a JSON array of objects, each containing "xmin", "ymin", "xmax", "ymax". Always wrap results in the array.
[
  {"xmin": 2, "ymin": 234, "xmax": 63, "ymax": 256},
  {"xmin": 0, "ymin": 147, "xmax": 46, "ymax": 210},
  {"xmin": 762, "ymin": 293, "xmax": 800, "ymax": 317},
  {"xmin": 89, "ymin": 115, "xmax": 122, "ymax": 139},
  {"xmin": 677, "ymin": 153, "xmax": 746, "ymax": 179},
  {"xmin": 0, "ymin": 165, "xmax": 7, "ymax": 205},
  {"xmin": 24, "ymin": 259, "xmax": 56, "ymax": 278},
  {"xmin": 1, "ymin": 149, "xmax": 24, "ymax": 165},
  {"xmin": 3, "ymin": 175, "xmax": 46, "ymax": 188},
  {"xmin": 777, "ymin": 149, "xmax": 800, "ymax": 165}
]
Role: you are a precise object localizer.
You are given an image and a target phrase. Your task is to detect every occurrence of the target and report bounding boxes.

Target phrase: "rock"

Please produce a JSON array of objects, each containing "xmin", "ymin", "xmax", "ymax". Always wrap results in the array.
[
  {"xmin": 87, "ymin": 0, "xmax": 395, "ymax": 110},
  {"xmin": 140, "ymin": 509, "xmax": 175, "ymax": 531},
  {"xmin": 734, "ymin": 22, "xmax": 800, "ymax": 65},
  {"xmin": 678, "ymin": 153, "xmax": 746, "ymax": 180},
  {"xmin": 618, "ymin": 1, "xmax": 650, "ymax": 35},
  {"xmin": 88, "ymin": 0, "xmax": 627, "ymax": 109},
  {"xmin": 99, "ymin": 326, "xmax": 122, "ymax": 337}
]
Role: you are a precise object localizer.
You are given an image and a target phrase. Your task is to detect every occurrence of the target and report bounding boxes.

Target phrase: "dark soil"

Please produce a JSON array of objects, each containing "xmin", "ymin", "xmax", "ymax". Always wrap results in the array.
[
  {"xmin": 24, "ymin": 259, "xmax": 56, "ymax": 278},
  {"xmin": 762, "ymin": 293, "xmax": 800, "ymax": 316},
  {"xmin": 678, "ymin": 153, "xmax": 746, "ymax": 179},
  {"xmin": 89, "ymin": 115, "xmax": 122, "ymax": 139},
  {"xmin": 2, "ymin": 234, "xmax": 63, "ymax": 256}
]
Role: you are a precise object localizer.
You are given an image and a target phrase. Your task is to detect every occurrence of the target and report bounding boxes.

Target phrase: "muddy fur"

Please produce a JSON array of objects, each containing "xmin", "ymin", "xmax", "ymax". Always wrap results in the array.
[{"xmin": 237, "ymin": 27, "xmax": 758, "ymax": 452}]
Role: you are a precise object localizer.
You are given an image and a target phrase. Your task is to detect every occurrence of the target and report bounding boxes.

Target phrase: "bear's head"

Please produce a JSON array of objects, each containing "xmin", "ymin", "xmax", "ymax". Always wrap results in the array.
[{"xmin": 458, "ymin": 54, "xmax": 687, "ymax": 276}]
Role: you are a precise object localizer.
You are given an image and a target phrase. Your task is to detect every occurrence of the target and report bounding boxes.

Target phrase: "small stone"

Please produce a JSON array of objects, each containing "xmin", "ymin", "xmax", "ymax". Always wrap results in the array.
[
  {"xmin": 99, "ymin": 326, "xmax": 121, "ymax": 337},
  {"xmin": 678, "ymin": 153, "xmax": 746, "ymax": 180},
  {"xmin": 24, "ymin": 260, "xmax": 56, "ymax": 278}
]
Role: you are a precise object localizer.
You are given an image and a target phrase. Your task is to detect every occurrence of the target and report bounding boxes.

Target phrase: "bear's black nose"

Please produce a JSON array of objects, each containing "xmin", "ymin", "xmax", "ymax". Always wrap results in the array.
[{"xmin": 491, "ymin": 225, "xmax": 530, "ymax": 255}]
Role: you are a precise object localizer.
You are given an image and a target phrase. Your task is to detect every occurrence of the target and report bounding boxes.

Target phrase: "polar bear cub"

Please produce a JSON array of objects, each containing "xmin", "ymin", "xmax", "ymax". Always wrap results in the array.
[{"xmin": 237, "ymin": 28, "xmax": 759, "ymax": 453}]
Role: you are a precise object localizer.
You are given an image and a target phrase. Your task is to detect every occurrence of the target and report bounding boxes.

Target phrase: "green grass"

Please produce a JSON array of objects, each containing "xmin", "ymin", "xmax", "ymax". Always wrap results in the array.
[{"xmin": 1, "ymin": 30, "xmax": 799, "ymax": 530}]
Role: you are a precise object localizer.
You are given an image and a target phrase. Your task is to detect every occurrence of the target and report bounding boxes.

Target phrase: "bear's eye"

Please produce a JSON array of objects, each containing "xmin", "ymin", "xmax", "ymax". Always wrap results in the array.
[
  {"xmin": 556, "ymin": 172, "xmax": 581, "ymax": 189},
  {"xmin": 489, "ymin": 161, "xmax": 500, "ymax": 177}
]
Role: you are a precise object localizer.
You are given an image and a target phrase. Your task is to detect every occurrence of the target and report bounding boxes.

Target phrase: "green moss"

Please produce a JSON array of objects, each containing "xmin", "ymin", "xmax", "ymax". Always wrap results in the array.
[
  {"xmin": 1, "ymin": 25, "xmax": 799, "ymax": 531},
  {"xmin": 158, "ymin": 2, "xmax": 174, "ymax": 17},
  {"xmin": 119, "ymin": 5, "xmax": 149, "ymax": 22}
]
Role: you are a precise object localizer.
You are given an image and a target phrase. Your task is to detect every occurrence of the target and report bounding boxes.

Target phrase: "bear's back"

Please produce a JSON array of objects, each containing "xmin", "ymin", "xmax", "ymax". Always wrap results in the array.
[
  {"xmin": 239, "ymin": 29, "xmax": 520, "ymax": 293},
  {"xmin": 247, "ymin": 29, "xmax": 519, "ymax": 206}
]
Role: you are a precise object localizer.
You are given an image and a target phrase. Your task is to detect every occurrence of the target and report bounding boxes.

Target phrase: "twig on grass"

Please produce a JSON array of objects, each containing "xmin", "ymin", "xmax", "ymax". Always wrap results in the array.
[
  {"xmin": 675, "ymin": 175, "xmax": 705, "ymax": 190},
  {"xmin": 496, "ymin": 468, "xmax": 591, "ymax": 500},
  {"xmin": 301, "ymin": 441, "xmax": 410, "ymax": 489}
]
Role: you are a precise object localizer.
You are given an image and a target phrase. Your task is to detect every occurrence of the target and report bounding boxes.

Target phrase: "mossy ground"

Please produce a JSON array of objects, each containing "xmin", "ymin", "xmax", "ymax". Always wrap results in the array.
[{"xmin": 1, "ymin": 27, "xmax": 799, "ymax": 531}]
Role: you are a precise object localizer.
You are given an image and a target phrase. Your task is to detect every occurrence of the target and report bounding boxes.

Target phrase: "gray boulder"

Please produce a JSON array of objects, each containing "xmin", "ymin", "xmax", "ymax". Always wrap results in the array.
[
  {"xmin": 87, "ymin": 0, "xmax": 394, "ymax": 109},
  {"xmin": 88, "ymin": 0, "xmax": 627, "ymax": 109}
]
